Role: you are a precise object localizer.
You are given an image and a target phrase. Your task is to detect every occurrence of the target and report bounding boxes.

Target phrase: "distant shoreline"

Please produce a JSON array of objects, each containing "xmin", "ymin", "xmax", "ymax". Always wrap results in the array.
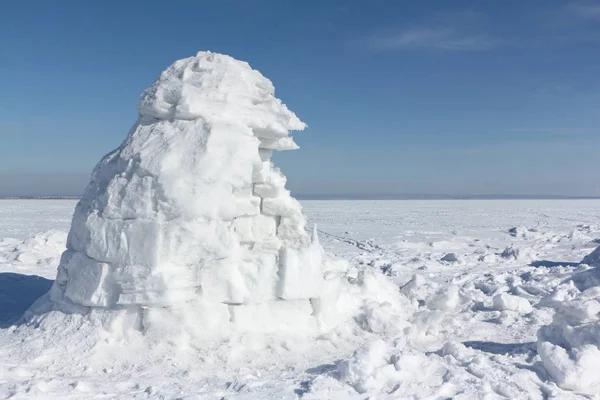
[
  {"xmin": 294, "ymin": 195, "xmax": 600, "ymax": 200},
  {"xmin": 2, "ymin": 195, "xmax": 600, "ymax": 201},
  {"xmin": 0, "ymin": 196, "xmax": 81, "ymax": 200}
]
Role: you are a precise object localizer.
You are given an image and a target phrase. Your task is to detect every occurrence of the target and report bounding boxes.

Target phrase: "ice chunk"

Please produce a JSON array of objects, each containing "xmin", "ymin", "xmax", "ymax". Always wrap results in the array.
[
  {"xmin": 401, "ymin": 274, "xmax": 426, "ymax": 295},
  {"xmin": 440, "ymin": 253, "xmax": 459, "ymax": 263},
  {"xmin": 492, "ymin": 293, "xmax": 533, "ymax": 313},
  {"xmin": 500, "ymin": 246, "xmax": 519, "ymax": 259},
  {"xmin": 538, "ymin": 342, "xmax": 600, "ymax": 393},
  {"xmin": 364, "ymin": 302, "xmax": 411, "ymax": 334},
  {"xmin": 426, "ymin": 285, "xmax": 462, "ymax": 311},
  {"xmin": 337, "ymin": 339, "xmax": 392, "ymax": 394},
  {"xmin": 537, "ymin": 283, "xmax": 600, "ymax": 395}
]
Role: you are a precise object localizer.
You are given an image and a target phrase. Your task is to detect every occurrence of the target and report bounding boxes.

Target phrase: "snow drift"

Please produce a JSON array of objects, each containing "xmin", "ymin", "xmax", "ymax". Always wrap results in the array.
[
  {"xmin": 41, "ymin": 51, "xmax": 336, "ymax": 337},
  {"xmin": 536, "ymin": 245, "xmax": 600, "ymax": 394}
]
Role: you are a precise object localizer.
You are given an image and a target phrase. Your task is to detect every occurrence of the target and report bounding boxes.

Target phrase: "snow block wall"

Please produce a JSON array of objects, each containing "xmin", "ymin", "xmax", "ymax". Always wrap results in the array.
[{"xmin": 50, "ymin": 51, "xmax": 324, "ymax": 333}]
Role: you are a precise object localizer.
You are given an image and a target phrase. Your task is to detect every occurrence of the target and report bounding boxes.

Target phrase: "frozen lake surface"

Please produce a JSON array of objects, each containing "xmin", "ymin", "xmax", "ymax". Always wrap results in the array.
[{"xmin": 1, "ymin": 199, "xmax": 599, "ymax": 399}]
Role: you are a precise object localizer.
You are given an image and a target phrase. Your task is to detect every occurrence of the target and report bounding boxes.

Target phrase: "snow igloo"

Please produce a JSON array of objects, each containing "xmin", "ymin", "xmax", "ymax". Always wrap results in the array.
[{"xmin": 49, "ymin": 51, "xmax": 328, "ymax": 336}]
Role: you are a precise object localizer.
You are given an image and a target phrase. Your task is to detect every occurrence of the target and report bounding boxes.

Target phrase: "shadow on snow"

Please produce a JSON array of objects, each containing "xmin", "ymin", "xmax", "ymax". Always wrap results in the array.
[
  {"xmin": 0, "ymin": 273, "xmax": 53, "ymax": 328},
  {"xmin": 529, "ymin": 260, "xmax": 580, "ymax": 268},
  {"xmin": 463, "ymin": 341, "xmax": 536, "ymax": 356}
]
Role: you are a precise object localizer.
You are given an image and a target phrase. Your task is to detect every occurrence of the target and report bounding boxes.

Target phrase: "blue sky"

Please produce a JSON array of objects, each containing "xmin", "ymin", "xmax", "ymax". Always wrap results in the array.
[{"xmin": 1, "ymin": 0, "xmax": 599, "ymax": 197}]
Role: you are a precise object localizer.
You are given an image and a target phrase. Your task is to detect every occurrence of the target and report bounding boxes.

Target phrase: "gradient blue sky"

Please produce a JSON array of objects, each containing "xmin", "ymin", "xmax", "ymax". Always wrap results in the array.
[{"xmin": 1, "ymin": 0, "xmax": 599, "ymax": 197}]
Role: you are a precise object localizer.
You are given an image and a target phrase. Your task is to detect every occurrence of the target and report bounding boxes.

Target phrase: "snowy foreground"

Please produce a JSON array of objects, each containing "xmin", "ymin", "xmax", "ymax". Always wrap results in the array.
[{"xmin": 1, "ymin": 199, "xmax": 599, "ymax": 399}]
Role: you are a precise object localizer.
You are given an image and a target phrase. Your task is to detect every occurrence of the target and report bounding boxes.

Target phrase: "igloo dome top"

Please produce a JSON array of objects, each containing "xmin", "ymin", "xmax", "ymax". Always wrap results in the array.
[{"xmin": 139, "ymin": 51, "xmax": 305, "ymax": 148}]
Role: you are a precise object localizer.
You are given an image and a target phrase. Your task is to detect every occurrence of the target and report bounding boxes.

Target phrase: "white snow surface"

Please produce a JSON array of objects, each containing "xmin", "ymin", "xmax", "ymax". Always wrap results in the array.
[{"xmin": 2, "ymin": 199, "xmax": 600, "ymax": 399}]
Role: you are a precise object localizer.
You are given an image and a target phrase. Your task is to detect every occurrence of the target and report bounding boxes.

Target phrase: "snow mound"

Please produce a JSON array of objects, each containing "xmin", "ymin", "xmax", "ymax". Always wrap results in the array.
[
  {"xmin": 426, "ymin": 285, "xmax": 466, "ymax": 311},
  {"xmin": 6, "ymin": 230, "xmax": 66, "ymax": 266},
  {"xmin": 492, "ymin": 293, "xmax": 533, "ymax": 313},
  {"xmin": 536, "ymin": 246, "xmax": 600, "ymax": 394}
]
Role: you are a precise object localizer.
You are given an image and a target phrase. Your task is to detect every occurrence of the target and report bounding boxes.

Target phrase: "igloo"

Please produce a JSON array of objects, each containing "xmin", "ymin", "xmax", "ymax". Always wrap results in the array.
[{"xmin": 49, "ymin": 51, "xmax": 326, "ymax": 335}]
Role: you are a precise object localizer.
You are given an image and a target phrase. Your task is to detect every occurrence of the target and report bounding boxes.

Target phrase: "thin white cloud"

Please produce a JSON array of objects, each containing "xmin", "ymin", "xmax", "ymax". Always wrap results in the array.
[
  {"xmin": 370, "ymin": 28, "xmax": 500, "ymax": 52},
  {"xmin": 500, "ymin": 127, "xmax": 598, "ymax": 136},
  {"xmin": 567, "ymin": 3, "xmax": 600, "ymax": 20}
]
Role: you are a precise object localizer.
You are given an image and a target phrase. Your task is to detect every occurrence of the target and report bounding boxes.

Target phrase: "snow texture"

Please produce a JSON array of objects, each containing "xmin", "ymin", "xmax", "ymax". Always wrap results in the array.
[
  {"xmin": 535, "ymin": 245, "xmax": 600, "ymax": 394},
  {"xmin": 2, "ymin": 199, "xmax": 600, "ymax": 398}
]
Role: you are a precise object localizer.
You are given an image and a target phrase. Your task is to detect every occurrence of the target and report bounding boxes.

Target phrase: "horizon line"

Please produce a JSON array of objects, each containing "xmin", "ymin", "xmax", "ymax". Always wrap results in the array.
[{"xmin": 2, "ymin": 194, "xmax": 600, "ymax": 201}]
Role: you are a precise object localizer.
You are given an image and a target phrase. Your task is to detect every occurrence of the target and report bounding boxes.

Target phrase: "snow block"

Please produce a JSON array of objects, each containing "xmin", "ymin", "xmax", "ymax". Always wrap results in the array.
[
  {"xmin": 84, "ymin": 213, "xmax": 161, "ymax": 266},
  {"xmin": 248, "ymin": 237, "xmax": 282, "ymax": 253},
  {"xmin": 233, "ymin": 194, "xmax": 261, "ymax": 217},
  {"xmin": 158, "ymin": 218, "xmax": 233, "ymax": 267},
  {"xmin": 116, "ymin": 263, "xmax": 199, "ymax": 306},
  {"xmin": 199, "ymin": 252, "xmax": 278, "ymax": 304},
  {"xmin": 277, "ymin": 236, "xmax": 323, "ymax": 300},
  {"xmin": 142, "ymin": 299, "xmax": 232, "ymax": 340},
  {"xmin": 261, "ymin": 192, "xmax": 302, "ymax": 217},
  {"xmin": 277, "ymin": 214, "xmax": 310, "ymax": 247},
  {"xmin": 103, "ymin": 173, "xmax": 156, "ymax": 220},
  {"xmin": 233, "ymin": 215, "xmax": 277, "ymax": 243},
  {"xmin": 252, "ymin": 161, "xmax": 271, "ymax": 184},
  {"xmin": 233, "ymin": 185, "xmax": 253, "ymax": 197},
  {"xmin": 492, "ymin": 293, "xmax": 532, "ymax": 313},
  {"xmin": 253, "ymin": 168, "xmax": 287, "ymax": 198},
  {"xmin": 63, "ymin": 252, "xmax": 118, "ymax": 307}
]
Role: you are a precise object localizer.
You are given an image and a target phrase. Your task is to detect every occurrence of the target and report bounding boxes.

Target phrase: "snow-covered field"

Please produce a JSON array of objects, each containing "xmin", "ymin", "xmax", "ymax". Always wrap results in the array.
[{"xmin": 1, "ymin": 199, "xmax": 600, "ymax": 399}]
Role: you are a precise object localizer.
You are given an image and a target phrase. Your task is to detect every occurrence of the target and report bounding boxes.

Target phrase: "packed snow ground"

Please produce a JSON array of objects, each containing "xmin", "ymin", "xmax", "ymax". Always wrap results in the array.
[{"xmin": 1, "ymin": 199, "xmax": 600, "ymax": 399}]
